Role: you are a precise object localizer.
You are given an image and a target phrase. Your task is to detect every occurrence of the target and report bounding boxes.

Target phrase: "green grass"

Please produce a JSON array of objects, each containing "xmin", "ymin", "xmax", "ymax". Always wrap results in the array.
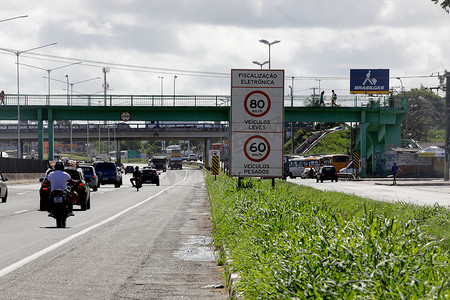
[
  {"xmin": 309, "ymin": 129, "xmax": 350, "ymax": 155},
  {"xmin": 207, "ymin": 174, "xmax": 450, "ymax": 299}
]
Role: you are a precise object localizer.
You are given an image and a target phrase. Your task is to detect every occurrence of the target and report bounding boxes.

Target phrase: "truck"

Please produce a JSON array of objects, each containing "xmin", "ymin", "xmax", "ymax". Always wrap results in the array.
[
  {"xmin": 149, "ymin": 155, "xmax": 167, "ymax": 172},
  {"xmin": 168, "ymin": 149, "xmax": 182, "ymax": 170}
]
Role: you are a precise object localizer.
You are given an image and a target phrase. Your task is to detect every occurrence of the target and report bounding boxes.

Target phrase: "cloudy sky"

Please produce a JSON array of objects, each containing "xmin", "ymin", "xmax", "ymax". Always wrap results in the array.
[{"xmin": 0, "ymin": 0, "xmax": 449, "ymax": 97}]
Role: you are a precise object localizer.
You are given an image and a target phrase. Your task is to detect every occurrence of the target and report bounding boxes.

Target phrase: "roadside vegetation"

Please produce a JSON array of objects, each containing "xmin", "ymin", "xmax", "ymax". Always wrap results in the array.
[
  {"xmin": 207, "ymin": 173, "xmax": 450, "ymax": 298},
  {"xmin": 309, "ymin": 129, "xmax": 351, "ymax": 155}
]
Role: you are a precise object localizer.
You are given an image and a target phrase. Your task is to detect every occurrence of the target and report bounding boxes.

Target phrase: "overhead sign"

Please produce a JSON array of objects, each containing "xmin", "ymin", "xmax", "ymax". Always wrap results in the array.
[
  {"xmin": 350, "ymin": 69, "xmax": 390, "ymax": 94},
  {"xmin": 230, "ymin": 69, "xmax": 284, "ymax": 178}
]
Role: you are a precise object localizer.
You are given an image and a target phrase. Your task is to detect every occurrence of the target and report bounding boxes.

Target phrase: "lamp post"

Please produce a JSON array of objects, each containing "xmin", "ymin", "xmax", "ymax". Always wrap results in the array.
[
  {"xmin": 259, "ymin": 39, "xmax": 280, "ymax": 69},
  {"xmin": 396, "ymin": 77, "xmax": 404, "ymax": 95},
  {"xmin": 173, "ymin": 75, "xmax": 177, "ymax": 106},
  {"xmin": 20, "ymin": 61, "xmax": 82, "ymax": 95},
  {"xmin": 252, "ymin": 60, "xmax": 269, "ymax": 69},
  {"xmin": 0, "ymin": 15, "xmax": 28, "ymax": 23},
  {"xmin": 65, "ymin": 75, "xmax": 72, "ymax": 158},
  {"xmin": 289, "ymin": 76, "xmax": 295, "ymax": 154},
  {"xmin": 0, "ymin": 42, "xmax": 57, "ymax": 158},
  {"xmin": 69, "ymin": 77, "xmax": 101, "ymax": 159}
]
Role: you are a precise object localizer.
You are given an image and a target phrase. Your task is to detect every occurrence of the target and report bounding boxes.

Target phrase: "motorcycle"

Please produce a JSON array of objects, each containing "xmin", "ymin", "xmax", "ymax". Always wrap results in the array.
[
  {"xmin": 49, "ymin": 187, "xmax": 76, "ymax": 228},
  {"xmin": 135, "ymin": 177, "xmax": 142, "ymax": 191}
]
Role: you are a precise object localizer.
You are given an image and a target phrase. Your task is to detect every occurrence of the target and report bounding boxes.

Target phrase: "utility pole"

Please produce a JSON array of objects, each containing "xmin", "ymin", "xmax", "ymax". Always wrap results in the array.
[
  {"xmin": 290, "ymin": 77, "xmax": 294, "ymax": 155},
  {"xmin": 445, "ymin": 71, "xmax": 450, "ymax": 180}
]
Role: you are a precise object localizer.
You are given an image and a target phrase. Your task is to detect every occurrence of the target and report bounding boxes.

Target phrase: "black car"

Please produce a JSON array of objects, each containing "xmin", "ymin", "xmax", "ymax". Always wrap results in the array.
[
  {"xmin": 39, "ymin": 167, "xmax": 91, "ymax": 211},
  {"xmin": 142, "ymin": 167, "xmax": 160, "ymax": 186},
  {"xmin": 316, "ymin": 166, "xmax": 338, "ymax": 183},
  {"xmin": 94, "ymin": 161, "xmax": 122, "ymax": 188},
  {"xmin": 125, "ymin": 166, "xmax": 134, "ymax": 174}
]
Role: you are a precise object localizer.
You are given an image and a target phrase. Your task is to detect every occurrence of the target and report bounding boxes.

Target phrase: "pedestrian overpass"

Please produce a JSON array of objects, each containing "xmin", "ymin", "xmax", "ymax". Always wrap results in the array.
[{"xmin": 0, "ymin": 94, "xmax": 408, "ymax": 177}]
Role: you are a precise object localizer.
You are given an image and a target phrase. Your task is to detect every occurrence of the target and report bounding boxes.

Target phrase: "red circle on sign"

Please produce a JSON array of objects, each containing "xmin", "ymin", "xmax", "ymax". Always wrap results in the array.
[
  {"xmin": 244, "ymin": 90, "xmax": 271, "ymax": 118},
  {"xmin": 120, "ymin": 111, "xmax": 131, "ymax": 122},
  {"xmin": 243, "ymin": 135, "xmax": 271, "ymax": 162}
]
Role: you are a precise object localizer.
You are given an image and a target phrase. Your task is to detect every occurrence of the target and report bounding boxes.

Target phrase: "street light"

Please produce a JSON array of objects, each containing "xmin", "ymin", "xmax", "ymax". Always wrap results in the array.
[
  {"xmin": 0, "ymin": 15, "xmax": 28, "ymax": 23},
  {"xmin": 69, "ymin": 76, "xmax": 101, "ymax": 159},
  {"xmin": 252, "ymin": 60, "xmax": 269, "ymax": 69},
  {"xmin": 396, "ymin": 77, "xmax": 404, "ymax": 95},
  {"xmin": 0, "ymin": 42, "xmax": 57, "ymax": 158},
  {"xmin": 158, "ymin": 76, "xmax": 164, "ymax": 95},
  {"xmin": 19, "ymin": 61, "xmax": 82, "ymax": 95},
  {"xmin": 173, "ymin": 75, "xmax": 178, "ymax": 106},
  {"xmin": 259, "ymin": 39, "xmax": 280, "ymax": 69},
  {"xmin": 158, "ymin": 76, "xmax": 164, "ymax": 107}
]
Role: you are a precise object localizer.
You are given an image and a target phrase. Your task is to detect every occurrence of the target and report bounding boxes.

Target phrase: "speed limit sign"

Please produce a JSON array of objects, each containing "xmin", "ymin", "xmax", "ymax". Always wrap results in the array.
[
  {"xmin": 120, "ymin": 111, "xmax": 131, "ymax": 122},
  {"xmin": 230, "ymin": 69, "xmax": 284, "ymax": 177},
  {"xmin": 243, "ymin": 135, "xmax": 270, "ymax": 162},
  {"xmin": 244, "ymin": 90, "xmax": 271, "ymax": 117}
]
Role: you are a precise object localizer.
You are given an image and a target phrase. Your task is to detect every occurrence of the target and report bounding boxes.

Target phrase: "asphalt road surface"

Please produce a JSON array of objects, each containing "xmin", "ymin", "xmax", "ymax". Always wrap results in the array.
[
  {"xmin": 287, "ymin": 177, "xmax": 450, "ymax": 207},
  {"xmin": 0, "ymin": 167, "xmax": 226, "ymax": 299}
]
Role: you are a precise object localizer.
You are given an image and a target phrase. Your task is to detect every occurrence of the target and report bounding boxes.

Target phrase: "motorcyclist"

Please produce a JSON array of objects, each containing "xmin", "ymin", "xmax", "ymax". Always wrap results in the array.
[
  {"xmin": 130, "ymin": 166, "xmax": 142, "ymax": 187},
  {"xmin": 46, "ymin": 161, "xmax": 77, "ymax": 216}
]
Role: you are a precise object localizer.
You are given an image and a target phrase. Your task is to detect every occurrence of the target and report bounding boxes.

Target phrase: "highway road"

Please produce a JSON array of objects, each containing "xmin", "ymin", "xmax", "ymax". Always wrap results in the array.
[
  {"xmin": 0, "ymin": 167, "xmax": 226, "ymax": 299},
  {"xmin": 287, "ymin": 177, "xmax": 450, "ymax": 207}
]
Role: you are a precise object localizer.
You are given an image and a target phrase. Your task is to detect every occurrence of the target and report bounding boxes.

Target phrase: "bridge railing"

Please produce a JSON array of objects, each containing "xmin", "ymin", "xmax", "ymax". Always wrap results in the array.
[
  {"xmin": 0, "ymin": 122, "xmax": 228, "ymax": 132},
  {"xmin": 2, "ymin": 94, "xmax": 408, "ymax": 109}
]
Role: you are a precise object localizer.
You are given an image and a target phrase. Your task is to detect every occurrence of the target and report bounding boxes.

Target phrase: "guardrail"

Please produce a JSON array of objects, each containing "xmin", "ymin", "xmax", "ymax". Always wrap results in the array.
[{"xmin": 1, "ymin": 94, "xmax": 408, "ymax": 109}]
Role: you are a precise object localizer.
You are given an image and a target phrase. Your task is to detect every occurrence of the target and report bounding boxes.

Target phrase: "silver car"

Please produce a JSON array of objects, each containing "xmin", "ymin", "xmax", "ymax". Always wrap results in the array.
[
  {"xmin": 0, "ymin": 172, "xmax": 8, "ymax": 202},
  {"xmin": 79, "ymin": 165, "xmax": 99, "ymax": 191}
]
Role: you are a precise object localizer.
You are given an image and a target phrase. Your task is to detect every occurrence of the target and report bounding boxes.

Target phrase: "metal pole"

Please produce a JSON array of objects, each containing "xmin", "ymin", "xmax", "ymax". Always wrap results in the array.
[
  {"xmin": 268, "ymin": 45, "xmax": 271, "ymax": 69},
  {"xmin": 87, "ymin": 121, "xmax": 89, "ymax": 161},
  {"xmin": 16, "ymin": 53, "xmax": 21, "ymax": 158},
  {"xmin": 290, "ymin": 77, "xmax": 294, "ymax": 155},
  {"xmin": 98, "ymin": 122, "xmax": 101, "ymax": 157},
  {"xmin": 445, "ymin": 71, "xmax": 450, "ymax": 181},
  {"xmin": 173, "ymin": 75, "xmax": 177, "ymax": 106}
]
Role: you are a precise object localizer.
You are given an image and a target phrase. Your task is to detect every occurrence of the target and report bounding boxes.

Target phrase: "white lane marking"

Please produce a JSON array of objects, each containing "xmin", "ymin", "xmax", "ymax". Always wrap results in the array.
[
  {"xmin": 13, "ymin": 210, "xmax": 28, "ymax": 214},
  {"xmin": 0, "ymin": 170, "xmax": 189, "ymax": 278},
  {"xmin": 16, "ymin": 193, "xmax": 26, "ymax": 196}
]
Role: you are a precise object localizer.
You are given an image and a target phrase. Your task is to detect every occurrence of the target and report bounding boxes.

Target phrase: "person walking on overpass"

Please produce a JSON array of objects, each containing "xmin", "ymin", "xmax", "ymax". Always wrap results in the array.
[
  {"xmin": 331, "ymin": 90, "xmax": 337, "ymax": 107},
  {"xmin": 319, "ymin": 91, "xmax": 325, "ymax": 107}
]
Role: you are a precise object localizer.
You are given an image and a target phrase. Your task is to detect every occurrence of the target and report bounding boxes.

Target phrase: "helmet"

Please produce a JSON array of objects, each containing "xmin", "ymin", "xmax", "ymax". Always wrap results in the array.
[
  {"xmin": 135, "ymin": 166, "xmax": 139, "ymax": 170},
  {"xmin": 55, "ymin": 161, "xmax": 64, "ymax": 170}
]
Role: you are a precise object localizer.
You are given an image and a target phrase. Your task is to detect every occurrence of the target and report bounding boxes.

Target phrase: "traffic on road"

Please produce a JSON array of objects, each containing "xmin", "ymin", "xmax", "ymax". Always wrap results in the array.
[{"xmin": 0, "ymin": 165, "xmax": 226, "ymax": 299}]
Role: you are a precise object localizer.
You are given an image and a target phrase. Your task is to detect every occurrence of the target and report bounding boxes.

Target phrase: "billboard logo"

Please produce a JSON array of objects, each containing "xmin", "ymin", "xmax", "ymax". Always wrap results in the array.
[{"xmin": 350, "ymin": 69, "xmax": 389, "ymax": 94}]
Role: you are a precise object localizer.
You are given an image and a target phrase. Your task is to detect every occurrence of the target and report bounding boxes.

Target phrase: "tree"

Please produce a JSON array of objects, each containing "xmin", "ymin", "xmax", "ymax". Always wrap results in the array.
[
  {"xmin": 401, "ymin": 88, "xmax": 445, "ymax": 142},
  {"xmin": 432, "ymin": 0, "xmax": 450, "ymax": 12}
]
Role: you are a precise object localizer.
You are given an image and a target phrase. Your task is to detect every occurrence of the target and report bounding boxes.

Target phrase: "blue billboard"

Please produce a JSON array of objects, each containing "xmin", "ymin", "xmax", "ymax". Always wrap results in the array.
[{"xmin": 350, "ymin": 69, "xmax": 390, "ymax": 94}]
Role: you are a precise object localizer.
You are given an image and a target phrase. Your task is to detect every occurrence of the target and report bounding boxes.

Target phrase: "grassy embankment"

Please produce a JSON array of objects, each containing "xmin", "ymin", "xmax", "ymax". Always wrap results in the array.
[{"xmin": 206, "ymin": 174, "xmax": 450, "ymax": 299}]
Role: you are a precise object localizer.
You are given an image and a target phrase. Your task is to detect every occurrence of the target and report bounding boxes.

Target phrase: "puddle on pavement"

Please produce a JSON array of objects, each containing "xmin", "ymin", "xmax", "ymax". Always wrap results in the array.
[{"xmin": 174, "ymin": 235, "xmax": 216, "ymax": 261}]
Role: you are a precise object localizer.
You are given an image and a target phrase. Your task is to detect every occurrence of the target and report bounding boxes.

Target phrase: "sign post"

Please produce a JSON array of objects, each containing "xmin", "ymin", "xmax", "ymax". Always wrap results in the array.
[
  {"xmin": 211, "ymin": 155, "xmax": 220, "ymax": 179},
  {"xmin": 230, "ymin": 69, "xmax": 284, "ymax": 178}
]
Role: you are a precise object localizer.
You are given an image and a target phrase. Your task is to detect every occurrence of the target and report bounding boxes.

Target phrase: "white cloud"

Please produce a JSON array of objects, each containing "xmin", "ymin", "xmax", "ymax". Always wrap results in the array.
[{"xmin": 0, "ymin": 0, "xmax": 448, "ymax": 97}]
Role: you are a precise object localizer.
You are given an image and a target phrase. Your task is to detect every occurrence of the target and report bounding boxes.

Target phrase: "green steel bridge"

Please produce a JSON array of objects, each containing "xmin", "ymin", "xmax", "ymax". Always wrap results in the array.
[{"xmin": 0, "ymin": 93, "xmax": 408, "ymax": 177}]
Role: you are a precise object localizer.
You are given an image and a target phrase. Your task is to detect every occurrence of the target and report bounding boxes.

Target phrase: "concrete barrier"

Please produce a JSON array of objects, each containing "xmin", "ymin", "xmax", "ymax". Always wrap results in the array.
[{"xmin": 3, "ymin": 173, "xmax": 43, "ymax": 185}]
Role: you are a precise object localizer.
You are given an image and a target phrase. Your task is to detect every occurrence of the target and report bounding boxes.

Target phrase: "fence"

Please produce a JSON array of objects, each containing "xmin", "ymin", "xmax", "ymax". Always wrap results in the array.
[{"xmin": 2, "ymin": 94, "xmax": 408, "ymax": 109}]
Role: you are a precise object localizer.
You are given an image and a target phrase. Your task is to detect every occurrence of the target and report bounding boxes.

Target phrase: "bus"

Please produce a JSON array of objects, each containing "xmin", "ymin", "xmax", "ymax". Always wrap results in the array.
[
  {"xmin": 288, "ymin": 156, "xmax": 320, "ymax": 179},
  {"xmin": 319, "ymin": 154, "xmax": 349, "ymax": 171}
]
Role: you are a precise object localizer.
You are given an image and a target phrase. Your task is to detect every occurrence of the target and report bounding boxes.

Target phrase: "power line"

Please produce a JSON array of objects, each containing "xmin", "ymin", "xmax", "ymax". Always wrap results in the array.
[
  {"xmin": 20, "ymin": 52, "xmax": 230, "ymax": 78},
  {"xmin": 1, "ymin": 51, "xmax": 444, "ymax": 81}
]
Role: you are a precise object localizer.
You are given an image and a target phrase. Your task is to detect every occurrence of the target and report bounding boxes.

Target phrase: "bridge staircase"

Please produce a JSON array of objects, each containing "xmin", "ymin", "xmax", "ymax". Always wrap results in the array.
[{"xmin": 294, "ymin": 130, "xmax": 332, "ymax": 155}]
